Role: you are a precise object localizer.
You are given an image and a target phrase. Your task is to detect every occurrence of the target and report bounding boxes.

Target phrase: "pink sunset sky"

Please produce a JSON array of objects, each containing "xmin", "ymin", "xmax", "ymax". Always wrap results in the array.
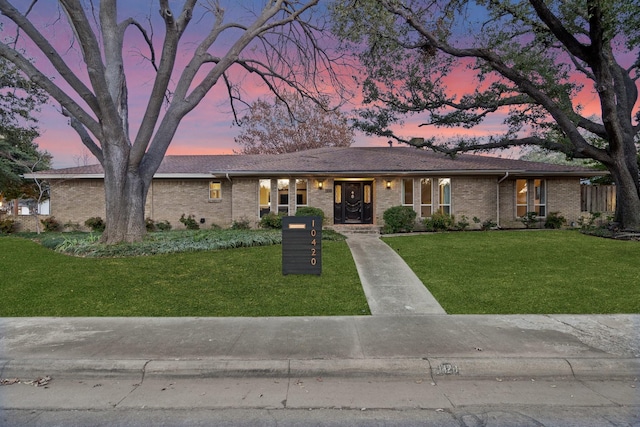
[{"xmin": 3, "ymin": 1, "xmax": 621, "ymax": 168}]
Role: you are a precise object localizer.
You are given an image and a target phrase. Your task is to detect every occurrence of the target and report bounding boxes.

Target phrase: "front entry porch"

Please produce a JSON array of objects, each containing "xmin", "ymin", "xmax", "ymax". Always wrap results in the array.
[{"xmin": 333, "ymin": 180, "xmax": 374, "ymax": 225}]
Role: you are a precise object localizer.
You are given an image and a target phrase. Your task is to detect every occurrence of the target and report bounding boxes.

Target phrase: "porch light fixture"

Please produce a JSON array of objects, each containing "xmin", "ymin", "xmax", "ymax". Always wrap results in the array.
[
  {"xmin": 386, "ymin": 180, "xmax": 392, "ymax": 189},
  {"xmin": 317, "ymin": 179, "xmax": 324, "ymax": 190}
]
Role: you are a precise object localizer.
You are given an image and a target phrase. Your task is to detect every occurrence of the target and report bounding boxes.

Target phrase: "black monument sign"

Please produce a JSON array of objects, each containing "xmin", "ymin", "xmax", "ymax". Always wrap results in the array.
[{"xmin": 282, "ymin": 216, "xmax": 322, "ymax": 275}]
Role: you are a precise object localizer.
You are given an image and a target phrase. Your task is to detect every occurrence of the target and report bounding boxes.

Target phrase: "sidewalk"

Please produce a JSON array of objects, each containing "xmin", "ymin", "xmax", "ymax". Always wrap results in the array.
[{"xmin": 1, "ymin": 315, "xmax": 638, "ymax": 380}]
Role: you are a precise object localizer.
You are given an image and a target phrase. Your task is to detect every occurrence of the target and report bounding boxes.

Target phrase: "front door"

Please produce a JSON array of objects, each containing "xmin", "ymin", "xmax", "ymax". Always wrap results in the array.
[{"xmin": 334, "ymin": 181, "xmax": 373, "ymax": 224}]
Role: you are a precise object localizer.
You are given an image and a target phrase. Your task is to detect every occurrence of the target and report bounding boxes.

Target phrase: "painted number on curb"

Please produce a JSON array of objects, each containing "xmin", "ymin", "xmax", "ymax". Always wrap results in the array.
[{"xmin": 435, "ymin": 363, "xmax": 459, "ymax": 376}]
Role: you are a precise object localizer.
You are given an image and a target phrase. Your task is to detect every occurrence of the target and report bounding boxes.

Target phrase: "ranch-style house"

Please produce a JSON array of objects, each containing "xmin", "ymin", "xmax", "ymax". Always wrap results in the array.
[{"xmin": 20, "ymin": 146, "xmax": 604, "ymax": 231}]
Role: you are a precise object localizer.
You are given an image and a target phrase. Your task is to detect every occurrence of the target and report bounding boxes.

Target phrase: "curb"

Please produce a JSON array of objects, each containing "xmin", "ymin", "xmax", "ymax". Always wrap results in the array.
[{"xmin": 2, "ymin": 357, "xmax": 638, "ymax": 381}]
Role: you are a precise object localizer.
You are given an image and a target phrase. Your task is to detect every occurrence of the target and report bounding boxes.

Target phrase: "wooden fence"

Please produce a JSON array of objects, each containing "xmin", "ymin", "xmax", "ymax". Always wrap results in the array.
[{"xmin": 581, "ymin": 185, "xmax": 616, "ymax": 213}]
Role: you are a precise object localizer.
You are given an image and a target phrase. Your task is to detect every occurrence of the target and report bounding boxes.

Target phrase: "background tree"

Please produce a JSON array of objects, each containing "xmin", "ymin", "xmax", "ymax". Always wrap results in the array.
[
  {"xmin": 0, "ymin": 0, "xmax": 346, "ymax": 244},
  {"xmin": 0, "ymin": 57, "xmax": 50, "ymax": 201},
  {"xmin": 331, "ymin": 0, "xmax": 640, "ymax": 230},
  {"xmin": 234, "ymin": 92, "xmax": 354, "ymax": 154}
]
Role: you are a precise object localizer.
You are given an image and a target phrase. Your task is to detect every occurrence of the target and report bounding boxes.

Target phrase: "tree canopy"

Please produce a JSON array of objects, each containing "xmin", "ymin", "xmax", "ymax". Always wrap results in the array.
[
  {"xmin": 234, "ymin": 92, "xmax": 354, "ymax": 154},
  {"xmin": 331, "ymin": 0, "xmax": 640, "ymax": 230},
  {"xmin": 0, "ymin": 57, "xmax": 50, "ymax": 200}
]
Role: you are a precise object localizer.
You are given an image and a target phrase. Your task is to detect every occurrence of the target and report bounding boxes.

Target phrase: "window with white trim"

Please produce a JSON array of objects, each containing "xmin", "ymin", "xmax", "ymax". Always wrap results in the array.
[
  {"xmin": 516, "ymin": 179, "xmax": 547, "ymax": 217},
  {"xmin": 296, "ymin": 179, "xmax": 308, "ymax": 207},
  {"xmin": 209, "ymin": 181, "xmax": 222, "ymax": 200},
  {"xmin": 259, "ymin": 179, "xmax": 271, "ymax": 218},
  {"xmin": 402, "ymin": 178, "xmax": 413, "ymax": 206},
  {"xmin": 438, "ymin": 178, "xmax": 451, "ymax": 215},
  {"xmin": 420, "ymin": 178, "xmax": 432, "ymax": 217},
  {"xmin": 277, "ymin": 179, "xmax": 289, "ymax": 214},
  {"xmin": 534, "ymin": 179, "xmax": 546, "ymax": 217},
  {"xmin": 516, "ymin": 179, "xmax": 528, "ymax": 217}
]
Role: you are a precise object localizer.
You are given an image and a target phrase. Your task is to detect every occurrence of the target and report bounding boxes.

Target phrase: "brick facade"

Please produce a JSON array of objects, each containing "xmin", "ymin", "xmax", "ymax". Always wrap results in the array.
[
  {"xmin": 148, "ymin": 179, "xmax": 233, "ymax": 228},
  {"xmin": 9, "ymin": 174, "xmax": 585, "ymax": 232},
  {"xmin": 48, "ymin": 179, "xmax": 106, "ymax": 230}
]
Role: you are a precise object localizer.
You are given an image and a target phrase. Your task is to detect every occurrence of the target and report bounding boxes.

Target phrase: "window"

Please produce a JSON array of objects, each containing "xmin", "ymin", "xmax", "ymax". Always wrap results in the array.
[
  {"xmin": 516, "ymin": 179, "xmax": 547, "ymax": 217},
  {"xmin": 209, "ymin": 181, "xmax": 222, "ymax": 200},
  {"xmin": 402, "ymin": 178, "xmax": 413, "ymax": 206},
  {"xmin": 438, "ymin": 178, "xmax": 451, "ymax": 215},
  {"xmin": 516, "ymin": 179, "xmax": 528, "ymax": 217},
  {"xmin": 296, "ymin": 179, "xmax": 308, "ymax": 206},
  {"xmin": 259, "ymin": 179, "xmax": 271, "ymax": 218},
  {"xmin": 534, "ymin": 179, "xmax": 546, "ymax": 217},
  {"xmin": 420, "ymin": 178, "xmax": 432, "ymax": 217},
  {"xmin": 277, "ymin": 179, "xmax": 289, "ymax": 214}
]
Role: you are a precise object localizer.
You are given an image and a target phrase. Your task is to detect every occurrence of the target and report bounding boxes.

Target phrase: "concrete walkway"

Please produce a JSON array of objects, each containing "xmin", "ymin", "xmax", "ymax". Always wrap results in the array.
[{"xmin": 344, "ymin": 233, "xmax": 446, "ymax": 315}]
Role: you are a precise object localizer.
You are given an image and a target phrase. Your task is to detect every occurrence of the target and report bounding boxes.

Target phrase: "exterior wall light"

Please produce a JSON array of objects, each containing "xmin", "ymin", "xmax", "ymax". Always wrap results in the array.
[
  {"xmin": 386, "ymin": 180, "xmax": 392, "ymax": 189},
  {"xmin": 318, "ymin": 179, "xmax": 324, "ymax": 190}
]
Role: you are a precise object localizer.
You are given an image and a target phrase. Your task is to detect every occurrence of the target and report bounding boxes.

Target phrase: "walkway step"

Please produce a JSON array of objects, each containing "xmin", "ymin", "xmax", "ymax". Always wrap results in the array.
[
  {"xmin": 344, "ymin": 233, "xmax": 447, "ymax": 315},
  {"xmin": 329, "ymin": 225, "xmax": 381, "ymax": 234}
]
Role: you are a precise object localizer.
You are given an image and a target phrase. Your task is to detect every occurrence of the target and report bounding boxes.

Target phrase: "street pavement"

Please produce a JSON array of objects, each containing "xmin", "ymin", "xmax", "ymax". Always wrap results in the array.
[{"xmin": 1, "ymin": 232, "xmax": 639, "ymax": 426}]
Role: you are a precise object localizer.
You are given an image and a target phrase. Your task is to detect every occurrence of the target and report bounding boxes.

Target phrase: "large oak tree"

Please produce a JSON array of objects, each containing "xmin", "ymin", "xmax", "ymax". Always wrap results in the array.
[
  {"xmin": 0, "ymin": 0, "xmax": 344, "ymax": 243},
  {"xmin": 331, "ymin": 0, "xmax": 640, "ymax": 230}
]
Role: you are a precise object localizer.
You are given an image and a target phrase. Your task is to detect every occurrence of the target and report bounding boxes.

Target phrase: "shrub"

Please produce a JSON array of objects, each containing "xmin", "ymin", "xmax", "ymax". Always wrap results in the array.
[
  {"xmin": 456, "ymin": 214, "xmax": 470, "ymax": 231},
  {"xmin": 423, "ymin": 211, "xmax": 455, "ymax": 232},
  {"xmin": 145, "ymin": 217, "xmax": 156, "ymax": 232},
  {"xmin": 481, "ymin": 218, "xmax": 497, "ymax": 230},
  {"xmin": 578, "ymin": 212, "xmax": 604, "ymax": 230},
  {"xmin": 179, "ymin": 214, "xmax": 200, "ymax": 230},
  {"xmin": 295, "ymin": 206, "xmax": 325, "ymax": 222},
  {"xmin": 63, "ymin": 221, "xmax": 81, "ymax": 231},
  {"xmin": 520, "ymin": 211, "xmax": 539, "ymax": 228},
  {"xmin": 40, "ymin": 216, "xmax": 61, "ymax": 232},
  {"xmin": 155, "ymin": 220, "xmax": 172, "ymax": 232},
  {"xmin": 0, "ymin": 218, "xmax": 16, "ymax": 234},
  {"xmin": 231, "ymin": 217, "xmax": 252, "ymax": 230},
  {"xmin": 84, "ymin": 216, "xmax": 106, "ymax": 232},
  {"xmin": 544, "ymin": 211, "xmax": 566, "ymax": 229},
  {"xmin": 259, "ymin": 212, "xmax": 285, "ymax": 229},
  {"xmin": 383, "ymin": 205, "xmax": 417, "ymax": 233},
  {"xmin": 473, "ymin": 216, "xmax": 497, "ymax": 231}
]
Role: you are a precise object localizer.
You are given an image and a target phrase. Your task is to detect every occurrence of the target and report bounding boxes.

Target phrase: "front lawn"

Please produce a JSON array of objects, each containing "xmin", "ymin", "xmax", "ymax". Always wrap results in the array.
[
  {"xmin": 0, "ymin": 233, "xmax": 370, "ymax": 317},
  {"xmin": 383, "ymin": 230, "xmax": 640, "ymax": 314}
]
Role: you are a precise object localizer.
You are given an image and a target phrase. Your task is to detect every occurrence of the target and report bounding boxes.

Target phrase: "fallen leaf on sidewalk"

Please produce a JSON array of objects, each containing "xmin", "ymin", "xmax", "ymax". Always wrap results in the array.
[
  {"xmin": 23, "ymin": 376, "xmax": 52, "ymax": 387},
  {"xmin": 0, "ymin": 378, "xmax": 20, "ymax": 386}
]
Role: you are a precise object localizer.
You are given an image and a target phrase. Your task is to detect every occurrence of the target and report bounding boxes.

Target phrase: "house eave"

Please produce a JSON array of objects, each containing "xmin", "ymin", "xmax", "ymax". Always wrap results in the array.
[
  {"xmin": 210, "ymin": 169, "xmax": 606, "ymax": 178},
  {"xmin": 23, "ymin": 173, "xmax": 106, "ymax": 179},
  {"xmin": 25, "ymin": 173, "xmax": 220, "ymax": 179},
  {"xmin": 25, "ymin": 169, "xmax": 606, "ymax": 180}
]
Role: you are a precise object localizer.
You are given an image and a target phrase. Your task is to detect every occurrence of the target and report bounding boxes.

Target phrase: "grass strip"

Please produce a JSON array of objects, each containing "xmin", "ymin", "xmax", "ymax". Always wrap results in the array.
[
  {"xmin": 382, "ymin": 230, "xmax": 640, "ymax": 314},
  {"xmin": 0, "ymin": 236, "xmax": 369, "ymax": 317}
]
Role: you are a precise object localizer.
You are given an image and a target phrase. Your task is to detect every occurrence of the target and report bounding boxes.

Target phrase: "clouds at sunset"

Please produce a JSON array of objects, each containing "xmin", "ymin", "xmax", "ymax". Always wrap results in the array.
[{"xmin": 5, "ymin": 1, "xmax": 634, "ymax": 169}]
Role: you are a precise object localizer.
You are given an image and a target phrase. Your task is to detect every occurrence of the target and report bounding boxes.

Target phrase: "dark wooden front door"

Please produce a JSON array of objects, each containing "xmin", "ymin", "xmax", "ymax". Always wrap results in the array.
[{"xmin": 334, "ymin": 181, "xmax": 373, "ymax": 224}]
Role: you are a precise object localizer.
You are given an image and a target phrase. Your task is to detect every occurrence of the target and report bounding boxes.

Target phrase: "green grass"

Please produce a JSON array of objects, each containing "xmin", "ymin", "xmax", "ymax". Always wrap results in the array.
[
  {"xmin": 0, "ymin": 234, "xmax": 370, "ymax": 317},
  {"xmin": 383, "ymin": 230, "xmax": 640, "ymax": 314}
]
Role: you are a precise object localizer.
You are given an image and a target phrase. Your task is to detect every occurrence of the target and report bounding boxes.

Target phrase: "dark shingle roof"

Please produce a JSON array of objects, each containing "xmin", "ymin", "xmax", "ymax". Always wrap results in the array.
[{"xmin": 31, "ymin": 147, "xmax": 603, "ymax": 178}]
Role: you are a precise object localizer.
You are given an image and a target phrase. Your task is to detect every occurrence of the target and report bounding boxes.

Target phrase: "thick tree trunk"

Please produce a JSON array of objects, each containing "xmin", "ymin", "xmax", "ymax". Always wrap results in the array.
[
  {"xmin": 101, "ymin": 151, "xmax": 149, "ymax": 244},
  {"xmin": 610, "ymin": 164, "xmax": 640, "ymax": 231}
]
